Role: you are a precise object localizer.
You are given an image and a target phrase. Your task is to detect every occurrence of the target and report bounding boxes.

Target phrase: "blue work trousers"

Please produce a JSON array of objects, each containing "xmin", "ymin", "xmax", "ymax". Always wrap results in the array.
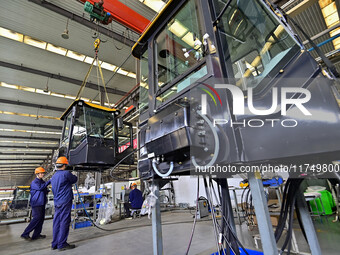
[
  {"xmin": 51, "ymin": 200, "xmax": 72, "ymax": 249},
  {"xmin": 22, "ymin": 205, "xmax": 46, "ymax": 239}
]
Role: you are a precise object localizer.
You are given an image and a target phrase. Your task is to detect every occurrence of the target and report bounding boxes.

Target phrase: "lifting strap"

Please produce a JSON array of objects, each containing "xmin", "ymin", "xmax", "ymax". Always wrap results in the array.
[{"xmin": 75, "ymin": 39, "xmax": 111, "ymax": 105}]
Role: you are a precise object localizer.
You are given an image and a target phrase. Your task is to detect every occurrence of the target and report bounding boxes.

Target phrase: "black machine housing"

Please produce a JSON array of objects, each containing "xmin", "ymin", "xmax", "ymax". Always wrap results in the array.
[{"xmin": 133, "ymin": 0, "xmax": 340, "ymax": 179}]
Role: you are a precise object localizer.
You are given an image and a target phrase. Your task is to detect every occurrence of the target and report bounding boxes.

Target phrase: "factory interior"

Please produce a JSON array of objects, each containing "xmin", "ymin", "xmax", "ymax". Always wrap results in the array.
[{"xmin": 1, "ymin": 0, "xmax": 340, "ymax": 254}]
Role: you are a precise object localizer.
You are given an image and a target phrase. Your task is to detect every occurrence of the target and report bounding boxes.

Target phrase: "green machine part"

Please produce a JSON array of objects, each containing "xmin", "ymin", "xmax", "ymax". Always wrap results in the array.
[
  {"xmin": 84, "ymin": 1, "xmax": 111, "ymax": 23},
  {"xmin": 309, "ymin": 190, "xmax": 336, "ymax": 215}
]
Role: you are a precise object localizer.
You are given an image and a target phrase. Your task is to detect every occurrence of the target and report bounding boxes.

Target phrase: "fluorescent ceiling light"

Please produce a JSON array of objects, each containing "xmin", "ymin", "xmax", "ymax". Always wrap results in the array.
[
  {"xmin": 50, "ymin": 92, "xmax": 66, "ymax": 98},
  {"xmin": 182, "ymin": 32, "xmax": 195, "ymax": 48},
  {"xmin": 84, "ymin": 56, "xmax": 95, "ymax": 64},
  {"xmin": 46, "ymin": 43, "xmax": 67, "ymax": 55},
  {"xmin": 66, "ymin": 50, "xmax": 86, "ymax": 61},
  {"xmin": 139, "ymin": 0, "xmax": 166, "ymax": 12},
  {"xmin": 0, "ymin": 140, "xmax": 58, "ymax": 145},
  {"xmin": 0, "ymin": 165, "xmax": 39, "ymax": 168},
  {"xmin": 0, "ymin": 149, "xmax": 52, "ymax": 152},
  {"xmin": 24, "ymin": 36, "xmax": 46, "ymax": 49},
  {"xmin": 169, "ymin": 20, "xmax": 188, "ymax": 37},
  {"xmin": 127, "ymin": 73, "xmax": 137, "ymax": 79},
  {"xmin": 0, "ymin": 27, "xmax": 23, "ymax": 42},
  {"xmin": 0, "ymin": 110, "xmax": 58, "ymax": 120},
  {"xmin": 36, "ymin": 89, "xmax": 51, "ymax": 95},
  {"xmin": 0, "ymin": 83, "xmax": 18, "ymax": 89},
  {"xmin": 319, "ymin": 0, "xmax": 340, "ymax": 49},
  {"xmin": 0, "ymin": 155, "xmax": 47, "ymax": 159},
  {"xmin": 101, "ymin": 62, "xmax": 117, "ymax": 71},
  {"xmin": 117, "ymin": 69, "xmax": 129, "ymax": 75},
  {"xmin": 325, "ymin": 12, "xmax": 339, "ymax": 27},
  {"xmin": 0, "ymin": 26, "xmax": 137, "ymax": 79},
  {"xmin": 22, "ymin": 87, "xmax": 36, "ymax": 92},
  {"xmin": 322, "ymin": 2, "xmax": 337, "ymax": 16},
  {"xmin": 0, "ymin": 128, "xmax": 61, "ymax": 135},
  {"xmin": 65, "ymin": 95, "xmax": 76, "ymax": 100}
]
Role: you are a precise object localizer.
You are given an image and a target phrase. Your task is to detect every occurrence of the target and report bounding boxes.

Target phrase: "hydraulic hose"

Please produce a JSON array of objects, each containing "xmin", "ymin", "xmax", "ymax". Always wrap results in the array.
[{"xmin": 152, "ymin": 159, "xmax": 174, "ymax": 178}]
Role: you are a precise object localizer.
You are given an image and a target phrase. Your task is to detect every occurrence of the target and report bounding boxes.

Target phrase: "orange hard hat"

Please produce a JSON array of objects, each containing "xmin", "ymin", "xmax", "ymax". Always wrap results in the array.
[
  {"xmin": 35, "ymin": 167, "xmax": 46, "ymax": 174},
  {"xmin": 131, "ymin": 182, "xmax": 137, "ymax": 186},
  {"xmin": 56, "ymin": 156, "xmax": 69, "ymax": 165}
]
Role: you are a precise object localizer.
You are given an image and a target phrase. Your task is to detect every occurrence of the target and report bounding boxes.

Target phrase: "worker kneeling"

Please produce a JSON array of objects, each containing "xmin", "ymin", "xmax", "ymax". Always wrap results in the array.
[
  {"xmin": 129, "ymin": 183, "xmax": 143, "ymax": 218},
  {"xmin": 21, "ymin": 167, "xmax": 51, "ymax": 240},
  {"xmin": 51, "ymin": 157, "xmax": 77, "ymax": 251}
]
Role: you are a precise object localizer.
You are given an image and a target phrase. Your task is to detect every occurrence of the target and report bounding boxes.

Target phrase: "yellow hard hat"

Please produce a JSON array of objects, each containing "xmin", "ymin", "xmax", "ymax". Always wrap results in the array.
[{"xmin": 35, "ymin": 167, "xmax": 46, "ymax": 174}]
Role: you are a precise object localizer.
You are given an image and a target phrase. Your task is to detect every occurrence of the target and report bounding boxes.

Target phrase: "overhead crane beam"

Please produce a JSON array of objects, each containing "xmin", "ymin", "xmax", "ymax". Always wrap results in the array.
[
  {"xmin": 0, "ymin": 98, "xmax": 65, "ymax": 112},
  {"xmin": 0, "ymin": 135, "xmax": 60, "ymax": 141},
  {"xmin": 0, "ymin": 163, "xmax": 41, "ymax": 165},
  {"xmin": 27, "ymin": 0, "xmax": 136, "ymax": 47},
  {"xmin": 0, "ymin": 121, "xmax": 62, "ymax": 130},
  {"xmin": 0, "ymin": 152, "xmax": 51, "ymax": 156},
  {"xmin": 0, "ymin": 61, "xmax": 127, "ymax": 96}
]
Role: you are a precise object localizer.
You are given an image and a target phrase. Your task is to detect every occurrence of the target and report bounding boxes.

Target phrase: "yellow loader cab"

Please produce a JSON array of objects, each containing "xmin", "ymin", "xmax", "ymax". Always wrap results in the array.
[{"xmin": 58, "ymin": 100, "xmax": 133, "ymax": 170}]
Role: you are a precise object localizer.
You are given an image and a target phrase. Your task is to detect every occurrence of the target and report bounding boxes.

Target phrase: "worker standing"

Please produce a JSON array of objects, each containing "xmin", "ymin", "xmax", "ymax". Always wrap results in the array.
[
  {"xmin": 21, "ymin": 167, "xmax": 50, "ymax": 240},
  {"xmin": 50, "ymin": 156, "xmax": 77, "ymax": 251}
]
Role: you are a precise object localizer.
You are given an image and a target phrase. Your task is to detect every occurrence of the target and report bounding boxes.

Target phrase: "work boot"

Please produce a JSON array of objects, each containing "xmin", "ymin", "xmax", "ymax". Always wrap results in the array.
[
  {"xmin": 32, "ymin": 234, "xmax": 46, "ymax": 240},
  {"xmin": 58, "ymin": 243, "xmax": 76, "ymax": 251},
  {"xmin": 20, "ymin": 235, "xmax": 31, "ymax": 241}
]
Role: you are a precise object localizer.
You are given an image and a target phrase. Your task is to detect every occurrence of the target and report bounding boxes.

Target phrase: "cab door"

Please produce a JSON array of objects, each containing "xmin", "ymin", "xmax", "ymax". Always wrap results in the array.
[{"xmin": 115, "ymin": 121, "xmax": 134, "ymax": 165}]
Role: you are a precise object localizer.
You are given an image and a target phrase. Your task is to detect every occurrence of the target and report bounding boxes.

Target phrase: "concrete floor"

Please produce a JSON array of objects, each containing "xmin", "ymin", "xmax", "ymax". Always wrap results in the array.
[{"xmin": 0, "ymin": 211, "xmax": 339, "ymax": 255}]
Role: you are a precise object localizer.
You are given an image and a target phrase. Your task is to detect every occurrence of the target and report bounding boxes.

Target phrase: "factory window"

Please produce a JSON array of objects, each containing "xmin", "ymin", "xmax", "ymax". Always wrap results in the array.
[{"xmin": 214, "ymin": 0, "xmax": 299, "ymax": 90}]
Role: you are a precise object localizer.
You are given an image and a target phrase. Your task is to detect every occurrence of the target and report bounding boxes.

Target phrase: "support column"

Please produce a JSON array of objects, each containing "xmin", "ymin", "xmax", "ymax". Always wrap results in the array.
[
  {"xmin": 151, "ymin": 181, "xmax": 163, "ymax": 255},
  {"xmin": 296, "ymin": 188, "xmax": 322, "ymax": 255},
  {"xmin": 248, "ymin": 172, "xmax": 278, "ymax": 255},
  {"xmin": 94, "ymin": 172, "xmax": 101, "ymax": 220}
]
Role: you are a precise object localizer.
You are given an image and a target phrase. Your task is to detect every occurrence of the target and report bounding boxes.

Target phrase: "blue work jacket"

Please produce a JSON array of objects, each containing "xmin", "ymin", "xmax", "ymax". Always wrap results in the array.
[
  {"xmin": 129, "ymin": 188, "xmax": 143, "ymax": 209},
  {"xmin": 30, "ymin": 178, "xmax": 51, "ymax": 207},
  {"xmin": 51, "ymin": 170, "xmax": 77, "ymax": 207}
]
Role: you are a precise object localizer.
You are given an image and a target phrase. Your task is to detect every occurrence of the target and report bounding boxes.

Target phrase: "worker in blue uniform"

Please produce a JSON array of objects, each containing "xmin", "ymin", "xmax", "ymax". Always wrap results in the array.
[
  {"xmin": 50, "ymin": 156, "xmax": 77, "ymax": 251},
  {"xmin": 129, "ymin": 183, "xmax": 143, "ymax": 210},
  {"xmin": 21, "ymin": 167, "xmax": 50, "ymax": 240}
]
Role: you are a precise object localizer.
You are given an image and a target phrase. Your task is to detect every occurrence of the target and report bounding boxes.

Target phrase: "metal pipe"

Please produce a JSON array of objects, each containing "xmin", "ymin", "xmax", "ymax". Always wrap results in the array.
[{"xmin": 308, "ymin": 33, "xmax": 340, "ymax": 51}]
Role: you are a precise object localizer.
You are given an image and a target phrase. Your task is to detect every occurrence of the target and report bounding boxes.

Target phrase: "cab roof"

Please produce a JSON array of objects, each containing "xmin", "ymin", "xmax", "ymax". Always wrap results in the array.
[
  {"xmin": 60, "ymin": 99, "xmax": 119, "ymax": 120},
  {"xmin": 132, "ymin": 0, "xmax": 179, "ymax": 58}
]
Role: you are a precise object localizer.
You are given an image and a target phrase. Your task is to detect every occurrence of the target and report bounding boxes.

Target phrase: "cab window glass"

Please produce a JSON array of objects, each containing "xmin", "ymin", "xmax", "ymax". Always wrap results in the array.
[
  {"xmin": 214, "ymin": 0, "xmax": 299, "ymax": 90},
  {"xmin": 155, "ymin": 0, "xmax": 203, "ymax": 88}
]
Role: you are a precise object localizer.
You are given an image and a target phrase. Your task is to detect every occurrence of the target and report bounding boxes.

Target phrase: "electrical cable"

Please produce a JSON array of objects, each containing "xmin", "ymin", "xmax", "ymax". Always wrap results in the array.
[
  {"xmin": 105, "ymin": 53, "xmax": 132, "ymax": 88},
  {"xmin": 191, "ymin": 110, "xmax": 220, "ymax": 169},
  {"xmin": 203, "ymin": 177, "xmax": 225, "ymax": 255},
  {"xmin": 109, "ymin": 148, "xmax": 140, "ymax": 181},
  {"xmin": 185, "ymin": 176, "xmax": 199, "ymax": 255},
  {"xmin": 215, "ymin": 179, "xmax": 248, "ymax": 255}
]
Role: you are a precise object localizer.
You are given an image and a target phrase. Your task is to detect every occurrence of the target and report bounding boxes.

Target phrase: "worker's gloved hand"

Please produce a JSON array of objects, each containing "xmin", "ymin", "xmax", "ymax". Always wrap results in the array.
[{"xmin": 71, "ymin": 171, "xmax": 77, "ymax": 176}]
